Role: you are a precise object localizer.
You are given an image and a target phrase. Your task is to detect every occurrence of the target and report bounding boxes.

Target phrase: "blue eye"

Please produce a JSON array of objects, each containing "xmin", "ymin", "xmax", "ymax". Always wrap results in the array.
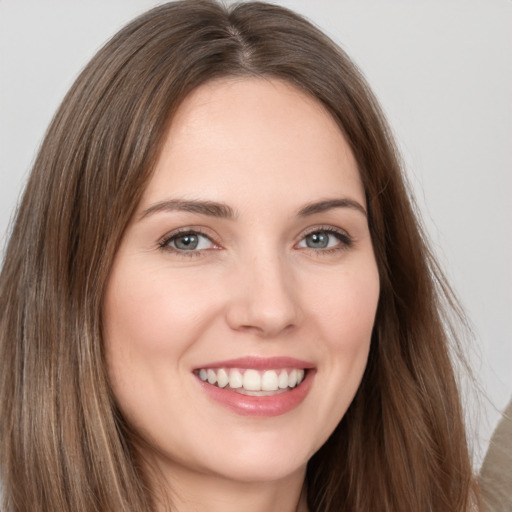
[
  {"xmin": 163, "ymin": 231, "xmax": 215, "ymax": 251},
  {"xmin": 297, "ymin": 229, "xmax": 350, "ymax": 250}
]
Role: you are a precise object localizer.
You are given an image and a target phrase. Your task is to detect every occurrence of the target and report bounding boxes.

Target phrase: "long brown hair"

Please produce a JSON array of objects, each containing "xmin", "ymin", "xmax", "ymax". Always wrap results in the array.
[{"xmin": 0, "ymin": 1, "xmax": 475, "ymax": 510}]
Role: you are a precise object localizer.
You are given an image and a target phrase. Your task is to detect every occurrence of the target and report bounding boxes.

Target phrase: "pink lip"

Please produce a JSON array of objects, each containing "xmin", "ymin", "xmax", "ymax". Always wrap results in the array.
[
  {"xmin": 194, "ymin": 357, "xmax": 316, "ymax": 417},
  {"xmin": 193, "ymin": 356, "xmax": 315, "ymax": 371}
]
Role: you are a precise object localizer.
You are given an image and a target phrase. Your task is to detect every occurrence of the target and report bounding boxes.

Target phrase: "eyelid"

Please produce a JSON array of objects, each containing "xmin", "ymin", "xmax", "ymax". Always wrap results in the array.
[
  {"xmin": 157, "ymin": 224, "xmax": 353, "ymax": 257},
  {"xmin": 294, "ymin": 225, "xmax": 353, "ymax": 251},
  {"xmin": 158, "ymin": 227, "xmax": 222, "ymax": 254}
]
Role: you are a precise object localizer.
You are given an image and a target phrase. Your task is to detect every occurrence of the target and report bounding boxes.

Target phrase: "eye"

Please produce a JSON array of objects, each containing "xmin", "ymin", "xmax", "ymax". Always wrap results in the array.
[
  {"xmin": 296, "ymin": 228, "xmax": 351, "ymax": 251},
  {"xmin": 161, "ymin": 230, "xmax": 216, "ymax": 252}
]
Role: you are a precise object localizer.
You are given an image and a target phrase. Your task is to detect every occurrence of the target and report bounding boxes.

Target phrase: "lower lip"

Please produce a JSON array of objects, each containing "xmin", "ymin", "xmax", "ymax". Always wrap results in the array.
[{"xmin": 196, "ymin": 370, "xmax": 315, "ymax": 417}]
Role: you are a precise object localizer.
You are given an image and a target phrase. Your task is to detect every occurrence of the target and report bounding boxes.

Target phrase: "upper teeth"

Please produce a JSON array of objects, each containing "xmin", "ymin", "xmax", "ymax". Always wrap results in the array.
[{"xmin": 197, "ymin": 368, "xmax": 305, "ymax": 391}]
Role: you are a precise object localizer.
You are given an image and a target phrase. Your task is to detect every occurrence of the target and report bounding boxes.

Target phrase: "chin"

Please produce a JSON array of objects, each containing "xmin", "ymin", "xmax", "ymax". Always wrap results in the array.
[
  {"xmin": 195, "ymin": 432, "xmax": 313, "ymax": 483},
  {"xmin": 207, "ymin": 457, "xmax": 307, "ymax": 484}
]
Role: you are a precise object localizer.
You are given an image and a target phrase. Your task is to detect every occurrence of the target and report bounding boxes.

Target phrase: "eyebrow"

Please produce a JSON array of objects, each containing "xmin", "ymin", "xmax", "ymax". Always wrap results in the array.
[
  {"xmin": 139, "ymin": 197, "xmax": 367, "ymax": 221},
  {"xmin": 297, "ymin": 198, "xmax": 367, "ymax": 218},
  {"xmin": 139, "ymin": 199, "xmax": 237, "ymax": 220}
]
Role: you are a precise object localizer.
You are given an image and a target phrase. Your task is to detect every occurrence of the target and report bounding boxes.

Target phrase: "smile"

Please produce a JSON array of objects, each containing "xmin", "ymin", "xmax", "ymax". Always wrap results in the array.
[
  {"xmin": 196, "ymin": 368, "xmax": 306, "ymax": 395},
  {"xmin": 194, "ymin": 357, "xmax": 315, "ymax": 416}
]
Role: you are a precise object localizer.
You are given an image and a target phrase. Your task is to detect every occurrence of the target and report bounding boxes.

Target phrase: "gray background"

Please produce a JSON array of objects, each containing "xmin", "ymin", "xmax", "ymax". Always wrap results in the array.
[{"xmin": 1, "ymin": 0, "xmax": 511, "ymax": 465}]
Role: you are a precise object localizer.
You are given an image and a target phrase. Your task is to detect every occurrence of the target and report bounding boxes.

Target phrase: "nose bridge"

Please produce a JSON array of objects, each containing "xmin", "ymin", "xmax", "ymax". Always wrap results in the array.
[{"xmin": 226, "ymin": 245, "xmax": 301, "ymax": 337}]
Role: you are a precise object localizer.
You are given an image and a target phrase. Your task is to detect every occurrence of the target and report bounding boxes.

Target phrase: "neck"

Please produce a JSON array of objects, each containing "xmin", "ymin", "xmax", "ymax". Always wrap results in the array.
[{"xmin": 151, "ymin": 463, "xmax": 308, "ymax": 512}]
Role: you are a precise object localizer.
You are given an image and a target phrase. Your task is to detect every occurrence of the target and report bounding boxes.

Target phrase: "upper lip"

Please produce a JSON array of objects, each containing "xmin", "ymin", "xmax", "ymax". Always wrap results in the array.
[{"xmin": 193, "ymin": 356, "xmax": 315, "ymax": 370}]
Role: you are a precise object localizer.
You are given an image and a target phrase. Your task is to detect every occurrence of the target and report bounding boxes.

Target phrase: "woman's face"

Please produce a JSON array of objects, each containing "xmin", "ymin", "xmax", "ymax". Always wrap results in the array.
[{"xmin": 104, "ymin": 78, "xmax": 380, "ymax": 485}]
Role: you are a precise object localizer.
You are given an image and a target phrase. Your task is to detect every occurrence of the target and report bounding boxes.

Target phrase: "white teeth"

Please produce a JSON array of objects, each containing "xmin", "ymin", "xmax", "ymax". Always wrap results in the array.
[
  {"xmin": 216, "ymin": 368, "xmax": 229, "ymax": 388},
  {"xmin": 278, "ymin": 370, "xmax": 289, "ymax": 389},
  {"xmin": 261, "ymin": 370, "xmax": 279, "ymax": 391},
  {"xmin": 229, "ymin": 369, "xmax": 243, "ymax": 389},
  {"xmin": 197, "ymin": 367, "xmax": 307, "ymax": 392},
  {"xmin": 288, "ymin": 369, "xmax": 298, "ymax": 387},
  {"xmin": 206, "ymin": 369, "xmax": 217, "ymax": 385},
  {"xmin": 243, "ymin": 369, "xmax": 261, "ymax": 391}
]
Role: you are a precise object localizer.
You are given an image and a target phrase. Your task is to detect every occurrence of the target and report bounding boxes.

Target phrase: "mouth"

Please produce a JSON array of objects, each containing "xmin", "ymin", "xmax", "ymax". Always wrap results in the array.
[
  {"xmin": 194, "ymin": 367, "xmax": 306, "ymax": 396},
  {"xmin": 193, "ymin": 357, "xmax": 315, "ymax": 416}
]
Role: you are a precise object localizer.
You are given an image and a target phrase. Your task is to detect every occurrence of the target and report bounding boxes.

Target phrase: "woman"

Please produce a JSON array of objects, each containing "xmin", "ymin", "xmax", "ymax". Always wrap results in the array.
[{"xmin": 0, "ymin": 1, "xmax": 477, "ymax": 511}]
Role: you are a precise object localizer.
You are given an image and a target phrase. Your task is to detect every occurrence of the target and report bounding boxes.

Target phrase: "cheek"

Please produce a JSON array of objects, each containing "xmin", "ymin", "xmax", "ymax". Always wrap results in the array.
[
  {"xmin": 308, "ymin": 262, "xmax": 380, "ymax": 351},
  {"xmin": 302, "ymin": 262, "xmax": 379, "ymax": 441},
  {"xmin": 104, "ymin": 264, "xmax": 218, "ymax": 358},
  {"xmin": 102, "ymin": 262, "xmax": 221, "ymax": 417},
  {"xmin": 102, "ymin": 261, "xmax": 226, "ymax": 442}
]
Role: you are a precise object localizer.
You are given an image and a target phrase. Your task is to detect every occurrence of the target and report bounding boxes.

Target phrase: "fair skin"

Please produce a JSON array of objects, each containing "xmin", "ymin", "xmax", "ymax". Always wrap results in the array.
[{"xmin": 103, "ymin": 77, "xmax": 380, "ymax": 512}]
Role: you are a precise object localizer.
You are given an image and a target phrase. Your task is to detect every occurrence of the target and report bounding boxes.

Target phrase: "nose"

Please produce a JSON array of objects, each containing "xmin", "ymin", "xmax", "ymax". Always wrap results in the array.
[{"xmin": 225, "ymin": 252, "xmax": 302, "ymax": 338}]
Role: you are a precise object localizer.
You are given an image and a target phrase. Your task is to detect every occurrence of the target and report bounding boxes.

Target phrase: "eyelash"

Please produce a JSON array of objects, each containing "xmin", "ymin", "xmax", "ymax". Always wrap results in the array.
[
  {"xmin": 298, "ymin": 226, "xmax": 353, "ymax": 255},
  {"xmin": 158, "ymin": 226, "xmax": 353, "ymax": 257},
  {"xmin": 158, "ymin": 228, "xmax": 219, "ymax": 258}
]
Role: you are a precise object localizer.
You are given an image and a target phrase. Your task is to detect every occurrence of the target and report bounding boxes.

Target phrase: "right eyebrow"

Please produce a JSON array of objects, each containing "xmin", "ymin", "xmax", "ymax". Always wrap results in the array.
[
  {"xmin": 297, "ymin": 198, "xmax": 367, "ymax": 218},
  {"xmin": 139, "ymin": 199, "xmax": 237, "ymax": 221}
]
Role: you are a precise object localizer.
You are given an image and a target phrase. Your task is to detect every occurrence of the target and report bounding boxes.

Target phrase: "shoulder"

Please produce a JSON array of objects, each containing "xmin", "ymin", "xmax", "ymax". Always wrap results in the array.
[{"xmin": 479, "ymin": 398, "xmax": 512, "ymax": 512}]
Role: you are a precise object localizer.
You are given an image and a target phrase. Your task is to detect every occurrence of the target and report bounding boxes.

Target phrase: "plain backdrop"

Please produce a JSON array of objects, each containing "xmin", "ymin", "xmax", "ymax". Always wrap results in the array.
[{"xmin": 0, "ymin": 0, "xmax": 511, "ymax": 466}]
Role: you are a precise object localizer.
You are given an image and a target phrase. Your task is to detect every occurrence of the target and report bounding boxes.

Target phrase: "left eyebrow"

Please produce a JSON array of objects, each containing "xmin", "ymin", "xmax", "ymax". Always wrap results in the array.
[
  {"xmin": 139, "ymin": 199, "xmax": 237, "ymax": 221},
  {"xmin": 297, "ymin": 198, "xmax": 367, "ymax": 218}
]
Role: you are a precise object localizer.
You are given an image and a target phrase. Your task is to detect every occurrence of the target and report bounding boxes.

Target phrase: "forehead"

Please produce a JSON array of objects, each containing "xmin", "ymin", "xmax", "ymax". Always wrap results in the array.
[{"xmin": 141, "ymin": 77, "xmax": 364, "ymax": 211}]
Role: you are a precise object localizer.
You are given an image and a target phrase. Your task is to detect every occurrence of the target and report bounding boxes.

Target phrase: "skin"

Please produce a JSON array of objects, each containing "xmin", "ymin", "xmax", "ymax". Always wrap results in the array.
[{"xmin": 103, "ymin": 77, "xmax": 380, "ymax": 512}]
